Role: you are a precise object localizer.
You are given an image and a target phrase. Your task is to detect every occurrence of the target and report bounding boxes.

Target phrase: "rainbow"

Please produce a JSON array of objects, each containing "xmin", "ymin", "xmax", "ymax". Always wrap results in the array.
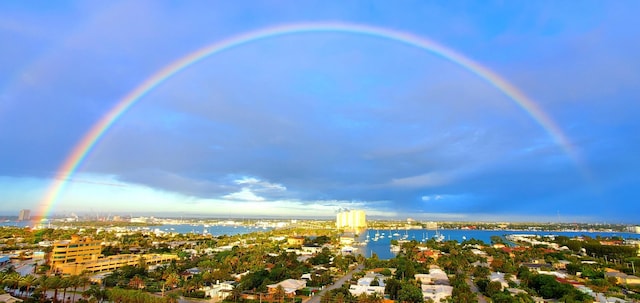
[{"xmin": 37, "ymin": 22, "xmax": 585, "ymax": 217}]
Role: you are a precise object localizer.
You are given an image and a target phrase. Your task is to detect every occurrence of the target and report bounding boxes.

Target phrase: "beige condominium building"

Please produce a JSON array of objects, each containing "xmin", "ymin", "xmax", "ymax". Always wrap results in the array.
[
  {"xmin": 49, "ymin": 235, "xmax": 178, "ymax": 275},
  {"xmin": 336, "ymin": 210, "xmax": 366, "ymax": 228}
]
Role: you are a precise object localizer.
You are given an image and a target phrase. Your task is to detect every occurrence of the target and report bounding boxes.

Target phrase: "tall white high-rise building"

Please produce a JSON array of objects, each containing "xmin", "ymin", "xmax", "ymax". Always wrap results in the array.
[
  {"xmin": 336, "ymin": 210, "xmax": 366, "ymax": 228},
  {"xmin": 18, "ymin": 209, "xmax": 31, "ymax": 221}
]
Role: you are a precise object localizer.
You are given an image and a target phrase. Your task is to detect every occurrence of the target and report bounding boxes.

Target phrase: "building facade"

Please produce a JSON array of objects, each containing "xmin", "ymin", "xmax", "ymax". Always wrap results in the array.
[
  {"xmin": 50, "ymin": 235, "xmax": 102, "ymax": 269},
  {"xmin": 18, "ymin": 209, "xmax": 31, "ymax": 221},
  {"xmin": 48, "ymin": 235, "xmax": 177, "ymax": 275},
  {"xmin": 336, "ymin": 210, "xmax": 366, "ymax": 228}
]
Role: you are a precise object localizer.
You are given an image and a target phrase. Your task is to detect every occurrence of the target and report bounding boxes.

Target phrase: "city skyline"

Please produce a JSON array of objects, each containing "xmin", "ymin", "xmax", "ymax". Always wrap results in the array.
[{"xmin": 1, "ymin": 2, "xmax": 640, "ymax": 223}]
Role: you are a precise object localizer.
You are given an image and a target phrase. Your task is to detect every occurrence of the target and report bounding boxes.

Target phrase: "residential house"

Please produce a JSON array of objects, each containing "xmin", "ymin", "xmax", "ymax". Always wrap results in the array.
[
  {"xmin": 415, "ymin": 266, "xmax": 449, "ymax": 285},
  {"xmin": 339, "ymin": 233, "xmax": 356, "ymax": 245},
  {"xmin": 349, "ymin": 274, "xmax": 386, "ymax": 296},
  {"xmin": 200, "ymin": 281, "xmax": 235, "ymax": 301},
  {"xmin": 421, "ymin": 285, "xmax": 453, "ymax": 302},
  {"xmin": 489, "ymin": 272, "xmax": 509, "ymax": 290},
  {"xmin": 605, "ymin": 269, "xmax": 640, "ymax": 285},
  {"xmin": 267, "ymin": 279, "xmax": 306, "ymax": 298}
]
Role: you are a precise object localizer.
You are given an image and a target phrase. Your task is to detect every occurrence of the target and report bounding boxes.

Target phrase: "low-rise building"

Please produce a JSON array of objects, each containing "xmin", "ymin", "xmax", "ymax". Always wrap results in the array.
[
  {"xmin": 53, "ymin": 253, "xmax": 178, "ymax": 275},
  {"xmin": 415, "ymin": 266, "xmax": 449, "ymax": 285},
  {"xmin": 605, "ymin": 269, "xmax": 640, "ymax": 285},
  {"xmin": 339, "ymin": 233, "xmax": 356, "ymax": 245},
  {"xmin": 0, "ymin": 255, "xmax": 10, "ymax": 267},
  {"xmin": 267, "ymin": 279, "xmax": 306, "ymax": 297},
  {"xmin": 287, "ymin": 236, "xmax": 305, "ymax": 246},
  {"xmin": 200, "ymin": 281, "xmax": 235, "ymax": 301},
  {"xmin": 489, "ymin": 272, "xmax": 509, "ymax": 290},
  {"xmin": 349, "ymin": 273, "xmax": 386, "ymax": 296},
  {"xmin": 421, "ymin": 285, "xmax": 453, "ymax": 302}
]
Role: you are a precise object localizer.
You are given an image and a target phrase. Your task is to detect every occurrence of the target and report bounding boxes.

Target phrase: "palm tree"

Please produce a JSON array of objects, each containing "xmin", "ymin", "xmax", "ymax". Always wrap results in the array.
[
  {"xmin": 5, "ymin": 272, "xmax": 21, "ymax": 295},
  {"xmin": 320, "ymin": 291, "xmax": 333, "ymax": 303},
  {"xmin": 128, "ymin": 275, "xmax": 145, "ymax": 289},
  {"xmin": 60, "ymin": 276, "xmax": 71, "ymax": 303},
  {"xmin": 273, "ymin": 285, "xmax": 286, "ymax": 303},
  {"xmin": 230, "ymin": 285, "xmax": 242, "ymax": 303},
  {"xmin": 48, "ymin": 275, "xmax": 63, "ymax": 303},
  {"xmin": 166, "ymin": 292, "xmax": 180, "ymax": 303},
  {"xmin": 20, "ymin": 274, "xmax": 38, "ymax": 298},
  {"xmin": 162, "ymin": 272, "xmax": 180, "ymax": 296},
  {"xmin": 68, "ymin": 275, "xmax": 80, "ymax": 303},
  {"xmin": 36, "ymin": 275, "xmax": 51, "ymax": 303},
  {"xmin": 84, "ymin": 284, "xmax": 108, "ymax": 303}
]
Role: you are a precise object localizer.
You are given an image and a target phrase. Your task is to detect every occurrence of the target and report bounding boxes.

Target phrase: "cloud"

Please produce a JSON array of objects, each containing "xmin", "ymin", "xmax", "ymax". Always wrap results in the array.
[
  {"xmin": 234, "ymin": 176, "xmax": 287, "ymax": 192},
  {"xmin": 390, "ymin": 172, "xmax": 453, "ymax": 188},
  {"xmin": 2, "ymin": 2, "xmax": 640, "ymax": 221},
  {"xmin": 221, "ymin": 176, "xmax": 287, "ymax": 202},
  {"xmin": 421, "ymin": 195, "xmax": 443, "ymax": 202},
  {"xmin": 222, "ymin": 188, "xmax": 265, "ymax": 202}
]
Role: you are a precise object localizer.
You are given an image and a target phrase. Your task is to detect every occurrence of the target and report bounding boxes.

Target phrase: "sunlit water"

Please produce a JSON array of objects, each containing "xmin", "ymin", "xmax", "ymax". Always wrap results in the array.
[{"xmin": 356, "ymin": 229, "xmax": 639, "ymax": 260}]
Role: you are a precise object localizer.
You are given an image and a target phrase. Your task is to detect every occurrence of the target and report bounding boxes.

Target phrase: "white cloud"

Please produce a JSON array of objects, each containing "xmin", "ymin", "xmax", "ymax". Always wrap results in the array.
[
  {"xmin": 233, "ymin": 176, "xmax": 287, "ymax": 192},
  {"xmin": 421, "ymin": 195, "xmax": 443, "ymax": 201},
  {"xmin": 222, "ymin": 188, "xmax": 265, "ymax": 202},
  {"xmin": 390, "ymin": 172, "xmax": 452, "ymax": 188}
]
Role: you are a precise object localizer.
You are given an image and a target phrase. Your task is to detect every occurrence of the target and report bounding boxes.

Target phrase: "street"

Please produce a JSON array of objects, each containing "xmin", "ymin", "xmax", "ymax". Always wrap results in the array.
[
  {"xmin": 304, "ymin": 264, "xmax": 364, "ymax": 303},
  {"xmin": 466, "ymin": 277, "xmax": 488, "ymax": 303}
]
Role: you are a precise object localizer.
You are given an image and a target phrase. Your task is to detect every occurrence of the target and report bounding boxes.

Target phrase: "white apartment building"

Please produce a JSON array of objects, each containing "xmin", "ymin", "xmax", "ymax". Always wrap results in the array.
[{"xmin": 336, "ymin": 210, "xmax": 366, "ymax": 228}]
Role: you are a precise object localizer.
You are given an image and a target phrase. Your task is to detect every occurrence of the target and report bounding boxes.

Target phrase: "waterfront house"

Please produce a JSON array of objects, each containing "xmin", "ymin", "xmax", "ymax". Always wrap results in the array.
[{"xmin": 339, "ymin": 233, "xmax": 356, "ymax": 245}]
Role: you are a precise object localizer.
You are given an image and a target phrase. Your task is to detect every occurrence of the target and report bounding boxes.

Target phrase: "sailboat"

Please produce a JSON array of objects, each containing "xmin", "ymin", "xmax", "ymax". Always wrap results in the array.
[{"xmin": 433, "ymin": 226, "xmax": 445, "ymax": 242}]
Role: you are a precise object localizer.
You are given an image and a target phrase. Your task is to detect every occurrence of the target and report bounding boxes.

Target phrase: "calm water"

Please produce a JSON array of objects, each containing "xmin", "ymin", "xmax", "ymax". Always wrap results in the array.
[
  {"xmin": 0, "ymin": 221, "xmax": 31, "ymax": 228},
  {"xmin": 150, "ymin": 224, "xmax": 271, "ymax": 236},
  {"xmin": 357, "ymin": 229, "xmax": 640, "ymax": 260},
  {"xmin": 0, "ymin": 221, "xmax": 270, "ymax": 236}
]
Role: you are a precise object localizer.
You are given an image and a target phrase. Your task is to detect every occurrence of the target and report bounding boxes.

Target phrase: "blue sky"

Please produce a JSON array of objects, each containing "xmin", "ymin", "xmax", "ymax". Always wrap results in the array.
[{"xmin": 1, "ymin": 1, "xmax": 639, "ymax": 222}]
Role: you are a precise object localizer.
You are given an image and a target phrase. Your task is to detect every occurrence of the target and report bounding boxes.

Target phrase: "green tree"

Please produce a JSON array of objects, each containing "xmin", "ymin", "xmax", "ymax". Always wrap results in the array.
[
  {"xmin": 273, "ymin": 285, "xmax": 286, "ymax": 303},
  {"xmin": 20, "ymin": 274, "xmax": 38, "ymax": 298},
  {"xmin": 384, "ymin": 278, "xmax": 402, "ymax": 300},
  {"xmin": 397, "ymin": 283, "xmax": 423, "ymax": 303},
  {"xmin": 370, "ymin": 277, "xmax": 380, "ymax": 287},
  {"xmin": 485, "ymin": 281, "xmax": 503, "ymax": 297}
]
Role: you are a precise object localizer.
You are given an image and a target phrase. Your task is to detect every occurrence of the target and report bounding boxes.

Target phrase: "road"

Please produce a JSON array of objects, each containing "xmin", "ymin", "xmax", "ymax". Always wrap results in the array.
[
  {"xmin": 466, "ymin": 277, "xmax": 488, "ymax": 303},
  {"xmin": 304, "ymin": 264, "xmax": 364, "ymax": 303}
]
